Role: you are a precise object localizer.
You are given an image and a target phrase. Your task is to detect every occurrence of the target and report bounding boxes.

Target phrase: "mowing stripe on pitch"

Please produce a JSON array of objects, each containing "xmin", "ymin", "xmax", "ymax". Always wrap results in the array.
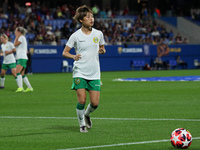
[
  {"xmin": 57, "ymin": 137, "xmax": 200, "ymax": 150},
  {"xmin": 0, "ymin": 116, "xmax": 200, "ymax": 122}
]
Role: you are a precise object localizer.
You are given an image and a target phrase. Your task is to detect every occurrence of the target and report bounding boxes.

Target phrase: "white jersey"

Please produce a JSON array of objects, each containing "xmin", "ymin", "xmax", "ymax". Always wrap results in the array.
[
  {"xmin": 66, "ymin": 28, "xmax": 105, "ymax": 80},
  {"xmin": 15, "ymin": 35, "xmax": 28, "ymax": 60},
  {"xmin": 1, "ymin": 41, "xmax": 16, "ymax": 64}
]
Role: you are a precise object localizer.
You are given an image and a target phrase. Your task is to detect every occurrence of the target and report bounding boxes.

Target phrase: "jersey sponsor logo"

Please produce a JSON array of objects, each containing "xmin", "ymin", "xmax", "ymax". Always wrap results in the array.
[
  {"xmin": 93, "ymin": 37, "xmax": 99, "ymax": 43},
  {"xmin": 75, "ymin": 78, "xmax": 81, "ymax": 84},
  {"xmin": 79, "ymin": 40, "xmax": 85, "ymax": 42}
]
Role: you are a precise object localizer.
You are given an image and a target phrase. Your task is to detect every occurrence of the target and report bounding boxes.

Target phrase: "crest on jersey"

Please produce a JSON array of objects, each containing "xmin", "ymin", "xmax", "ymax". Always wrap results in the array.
[
  {"xmin": 93, "ymin": 37, "xmax": 99, "ymax": 43},
  {"xmin": 75, "ymin": 78, "xmax": 81, "ymax": 84}
]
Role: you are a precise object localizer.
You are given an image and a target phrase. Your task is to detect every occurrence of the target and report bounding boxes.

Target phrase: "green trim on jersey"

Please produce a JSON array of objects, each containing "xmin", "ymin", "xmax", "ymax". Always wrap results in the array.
[
  {"xmin": 71, "ymin": 77, "xmax": 101, "ymax": 91},
  {"xmin": 2, "ymin": 63, "xmax": 16, "ymax": 70},
  {"xmin": 17, "ymin": 59, "xmax": 27, "ymax": 68}
]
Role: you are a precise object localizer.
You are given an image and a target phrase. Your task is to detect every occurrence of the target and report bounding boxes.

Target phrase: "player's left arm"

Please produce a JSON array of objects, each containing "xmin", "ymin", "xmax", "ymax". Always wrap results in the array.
[
  {"xmin": 99, "ymin": 45, "xmax": 106, "ymax": 54},
  {"xmin": 5, "ymin": 48, "xmax": 16, "ymax": 55}
]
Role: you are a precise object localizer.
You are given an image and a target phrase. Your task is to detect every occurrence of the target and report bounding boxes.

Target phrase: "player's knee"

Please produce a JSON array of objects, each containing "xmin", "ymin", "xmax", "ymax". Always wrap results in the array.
[
  {"xmin": 90, "ymin": 102, "xmax": 99, "ymax": 108},
  {"xmin": 1, "ymin": 72, "xmax": 5, "ymax": 77},
  {"xmin": 78, "ymin": 98, "xmax": 86, "ymax": 105}
]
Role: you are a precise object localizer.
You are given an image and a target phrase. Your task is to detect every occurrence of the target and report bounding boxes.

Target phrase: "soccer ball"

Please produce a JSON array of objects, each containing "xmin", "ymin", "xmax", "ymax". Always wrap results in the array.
[{"xmin": 170, "ymin": 128, "xmax": 192, "ymax": 149}]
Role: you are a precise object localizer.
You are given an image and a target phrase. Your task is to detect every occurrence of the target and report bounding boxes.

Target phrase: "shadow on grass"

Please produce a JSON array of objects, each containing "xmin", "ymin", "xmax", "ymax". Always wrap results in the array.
[
  {"xmin": 0, "ymin": 126, "xmax": 77, "ymax": 138},
  {"xmin": 47, "ymin": 125, "xmax": 78, "ymax": 132}
]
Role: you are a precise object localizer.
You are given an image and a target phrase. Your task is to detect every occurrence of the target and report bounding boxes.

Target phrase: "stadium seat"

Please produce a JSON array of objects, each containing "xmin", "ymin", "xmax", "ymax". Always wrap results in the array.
[
  {"xmin": 61, "ymin": 39, "xmax": 68, "ymax": 45},
  {"xmin": 62, "ymin": 60, "xmax": 72, "ymax": 72},
  {"xmin": 169, "ymin": 60, "xmax": 177, "ymax": 69},
  {"xmin": 131, "ymin": 60, "xmax": 145, "ymax": 70}
]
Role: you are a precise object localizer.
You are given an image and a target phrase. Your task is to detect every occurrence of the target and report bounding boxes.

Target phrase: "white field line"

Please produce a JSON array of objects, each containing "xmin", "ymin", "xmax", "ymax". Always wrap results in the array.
[
  {"xmin": 57, "ymin": 137, "xmax": 200, "ymax": 150},
  {"xmin": 0, "ymin": 116, "xmax": 200, "ymax": 122}
]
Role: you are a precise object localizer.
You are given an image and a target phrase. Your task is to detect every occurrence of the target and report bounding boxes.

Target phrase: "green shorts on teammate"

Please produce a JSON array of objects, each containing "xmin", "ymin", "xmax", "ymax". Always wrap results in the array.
[
  {"xmin": 71, "ymin": 77, "xmax": 101, "ymax": 91},
  {"xmin": 17, "ymin": 59, "xmax": 27, "ymax": 68},
  {"xmin": 2, "ymin": 63, "xmax": 16, "ymax": 70}
]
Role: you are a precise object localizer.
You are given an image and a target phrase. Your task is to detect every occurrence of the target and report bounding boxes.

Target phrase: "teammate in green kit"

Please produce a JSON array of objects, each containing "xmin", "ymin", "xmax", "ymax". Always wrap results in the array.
[
  {"xmin": 0, "ymin": 34, "xmax": 18, "ymax": 89},
  {"xmin": 14, "ymin": 27, "xmax": 33, "ymax": 93},
  {"xmin": 62, "ymin": 5, "xmax": 106, "ymax": 132}
]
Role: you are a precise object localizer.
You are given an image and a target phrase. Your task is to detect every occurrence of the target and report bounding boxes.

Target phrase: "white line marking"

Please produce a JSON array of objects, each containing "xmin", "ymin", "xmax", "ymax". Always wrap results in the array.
[
  {"xmin": 57, "ymin": 137, "xmax": 200, "ymax": 150},
  {"xmin": 0, "ymin": 116, "xmax": 200, "ymax": 122}
]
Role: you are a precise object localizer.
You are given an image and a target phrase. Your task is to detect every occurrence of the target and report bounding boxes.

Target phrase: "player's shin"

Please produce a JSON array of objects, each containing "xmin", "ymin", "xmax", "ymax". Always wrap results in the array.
[
  {"xmin": 76, "ymin": 102, "xmax": 86, "ymax": 127},
  {"xmin": 0, "ymin": 76, "xmax": 5, "ymax": 87},
  {"xmin": 85, "ymin": 103, "xmax": 98, "ymax": 116},
  {"xmin": 17, "ymin": 73, "xmax": 23, "ymax": 88}
]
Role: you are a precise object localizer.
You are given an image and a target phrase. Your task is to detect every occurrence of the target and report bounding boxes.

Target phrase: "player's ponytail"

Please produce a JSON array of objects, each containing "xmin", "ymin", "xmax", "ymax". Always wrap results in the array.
[{"xmin": 16, "ymin": 27, "xmax": 27, "ymax": 36}]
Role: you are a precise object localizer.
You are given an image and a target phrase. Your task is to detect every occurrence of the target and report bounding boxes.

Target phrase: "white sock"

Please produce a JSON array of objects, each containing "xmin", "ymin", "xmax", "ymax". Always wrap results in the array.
[
  {"xmin": 23, "ymin": 76, "xmax": 32, "ymax": 89},
  {"xmin": 76, "ymin": 109, "xmax": 86, "ymax": 127},
  {"xmin": 15, "ymin": 77, "xmax": 18, "ymax": 86},
  {"xmin": 17, "ymin": 74, "xmax": 23, "ymax": 88},
  {"xmin": 1, "ymin": 77, "xmax": 5, "ymax": 87},
  {"xmin": 85, "ymin": 104, "xmax": 98, "ymax": 116}
]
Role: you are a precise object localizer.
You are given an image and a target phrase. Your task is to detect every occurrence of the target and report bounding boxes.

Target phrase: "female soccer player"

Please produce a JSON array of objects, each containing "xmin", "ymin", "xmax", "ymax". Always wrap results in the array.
[
  {"xmin": 0, "ymin": 34, "xmax": 18, "ymax": 89},
  {"xmin": 62, "ymin": 5, "xmax": 106, "ymax": 132},
  {"xmin": 14, "ymin": 27, "xmax": 33, "ymax": 92}
]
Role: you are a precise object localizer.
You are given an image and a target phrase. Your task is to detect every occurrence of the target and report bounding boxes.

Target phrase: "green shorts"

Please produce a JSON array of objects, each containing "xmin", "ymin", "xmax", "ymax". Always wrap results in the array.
[
  {"xmin": 71, "ymin": 77, "xmax": 101, "ymax": 91},
  {"xmin": 2, "ymin": 63, "xmax": 16, "ymax": 70},
  {"xmin": 17, "ymin": 59, "xmax": 27, "ymax": 68}
]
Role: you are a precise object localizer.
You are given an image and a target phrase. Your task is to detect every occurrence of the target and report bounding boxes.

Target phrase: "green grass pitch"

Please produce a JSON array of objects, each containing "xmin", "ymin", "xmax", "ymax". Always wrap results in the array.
[{"xmin": 0, "ymin": 70, "xmax": 200, "ymax": 150}]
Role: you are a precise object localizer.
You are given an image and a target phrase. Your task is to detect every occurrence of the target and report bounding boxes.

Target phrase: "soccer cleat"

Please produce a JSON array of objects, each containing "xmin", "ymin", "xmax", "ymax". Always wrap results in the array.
[
  {"xmin": 15, "ymin": 88, "xmax": 24, "ymax": 93},
  {"xmin": 0, "ymin": 86, "xmax": 4, "ymax": 89},
  {"xmin": 80, "ymin": 126, "xmax": 88, "ymax": 133},
  {"xmin": 24, "ymin": 88, "xmax": 34, "ymax": 92},
  {"xmin": 84, "ymin": 115, "xmax": 92, "ymax": 129}
]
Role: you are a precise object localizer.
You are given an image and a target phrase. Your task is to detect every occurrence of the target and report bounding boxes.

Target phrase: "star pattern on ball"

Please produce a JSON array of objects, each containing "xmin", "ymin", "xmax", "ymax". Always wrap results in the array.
[{"xmin": 172, "ymin": 134, "xmax": 180, "ymax": 145}]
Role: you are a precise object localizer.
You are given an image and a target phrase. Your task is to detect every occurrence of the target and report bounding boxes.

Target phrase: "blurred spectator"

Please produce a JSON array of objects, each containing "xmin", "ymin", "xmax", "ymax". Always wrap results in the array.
[
  {"xmin": 92, "ymin": 4, "xmax": 99, "ymax": 17},
  {"xmin": 51, "ymin": 36, "xmax": 57, "ymax": 45},
  {"xmin": 99, "ymin": 9, "xmax": 107, "ymax": 18},
  {"xmin": 54, "ymin": 28, "xmax": 61, "ymax": 39},
  {"xmin": 2, "ymin": 0, "xmax": 8, "ymax": 14},
  {"xmin": 176, "ymin": 55, "xmax": 188, "ymax": 69},
  {"xmin": 61, "ymin": 22, "xmax": 70, "ymax": 38},
  {"xmin": 107, "ymin": 8, "xmax": 112, "ymax": 18},
  {"xmin": 25, "ymin": 50, "xmax": 33, "ymax": 74},
  {"xmin": 155, "ymin": 55, "xmax": 169, "ymax": 70},
  {"xmin": 61, "ymin": 4, "xmax": 70, "ymax": 19},
  {"xmin": 175, "ymin": 33, "xmax": 182, "ymax": 44},
  {"xmin": 183, "ymin": 38, "xmax": 189, "ymax": 44},
  {"xmin": 46, "ymin": 23, "xmax": 53, "ymax": 31},
  {"xmin": 122, "ymin": 6, "xmax": 129, "ymax": 16},
  {"xmin": 153, "ymin": 7, "xmax": 161, "ymax": 18}
]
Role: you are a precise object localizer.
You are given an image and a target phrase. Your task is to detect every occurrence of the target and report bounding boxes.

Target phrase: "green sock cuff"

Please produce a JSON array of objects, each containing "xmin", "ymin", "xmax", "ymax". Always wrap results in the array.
[
  {"xmin": 90, "ymin": 103, "xmax": 98, "ymax": 109},
  {"xmin": 76, "ymin": 103, "xmax": 85, "ymax": 110},
  {"xmin": 17, "ymin": 73, "xmax": 21, "ymax": 76},
  {"xmin": 1, "ymin": 76, "xmax": 5, "ymax": 78},
  {"xmin": 22, "ymin": 75, "xmax": 26, "ymax": 78},
  {"xmin": 15, "ymin": 77, "xmax": 17, "ymax": 79}
]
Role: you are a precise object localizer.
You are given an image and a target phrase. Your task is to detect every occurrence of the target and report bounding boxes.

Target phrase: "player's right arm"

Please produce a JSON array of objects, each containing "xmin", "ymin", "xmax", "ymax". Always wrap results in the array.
[{"xmin": 62, "ymin": 46, "xmax": 81, "ymax": 61}]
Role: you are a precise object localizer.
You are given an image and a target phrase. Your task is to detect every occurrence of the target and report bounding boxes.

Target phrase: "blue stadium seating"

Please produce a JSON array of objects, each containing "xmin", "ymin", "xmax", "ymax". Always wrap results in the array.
[
  {"xmin": 169, "ymin": 60, "xmax": 177, "ymax": 69},
  {"xmin": 131, "ymin": 60, "xmax": 145, "ymax": 70}
]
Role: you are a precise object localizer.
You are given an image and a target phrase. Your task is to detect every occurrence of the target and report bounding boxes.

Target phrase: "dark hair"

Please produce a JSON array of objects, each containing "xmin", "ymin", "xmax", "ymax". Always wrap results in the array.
[{"xmin": 73, "ymin": 5, "xmax": 93, "ymax": 23}]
